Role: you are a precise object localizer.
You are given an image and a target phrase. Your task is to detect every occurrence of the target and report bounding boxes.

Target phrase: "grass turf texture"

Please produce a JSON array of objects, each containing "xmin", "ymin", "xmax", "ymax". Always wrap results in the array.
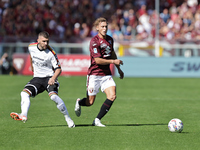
[{"xmin": 1, "ymin": 75, "xmax": 200, "ymax": 150}]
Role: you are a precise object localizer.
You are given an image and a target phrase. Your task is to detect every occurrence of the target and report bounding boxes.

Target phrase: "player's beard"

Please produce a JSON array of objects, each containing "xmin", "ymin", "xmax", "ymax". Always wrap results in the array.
[{"xmin": 41, "ymin": 45, "xmax": 47, "ymax": 50}]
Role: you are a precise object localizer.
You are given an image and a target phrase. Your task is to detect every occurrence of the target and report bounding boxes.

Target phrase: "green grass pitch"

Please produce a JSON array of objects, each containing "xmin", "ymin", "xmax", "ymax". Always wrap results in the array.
[{"xmin": 1, "ymin": 75, "xmax": 200, "ymax": 150}]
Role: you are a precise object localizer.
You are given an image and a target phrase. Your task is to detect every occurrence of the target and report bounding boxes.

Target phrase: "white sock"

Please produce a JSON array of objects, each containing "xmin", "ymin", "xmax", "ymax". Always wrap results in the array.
[
  {"xmin": 50, "ymin": 95, "xmax": 71, "ymax": 120},
  {"xmin": 21, "ymin": 91, "xmax": 30, "ymax": 117}
]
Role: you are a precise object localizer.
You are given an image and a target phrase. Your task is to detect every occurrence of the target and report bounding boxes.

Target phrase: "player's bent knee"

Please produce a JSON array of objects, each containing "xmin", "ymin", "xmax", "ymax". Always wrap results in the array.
[
  {"xmin": 87, "ymin": 99, "xmax": 94, "ymax": 106},
  {"xmin": 88, "ymin": 101, "xmax": 94, "ymax": 106},
  {"xmin": 50, "ymin": 94, "xmax": 64, "ymax": 106},
  {"xmin": 21, "ymin": 91, "xmax": 30, "ymax": 98},
  {"xmin": 87, "ymin": 97, "xmax": 95, "ymax": 106},
  {"xmin": 108, "ymin": 94, "xmax": 116, "ymax": 101},
  {"xmin": 50, "ymin": 94, "xmax": 59, "ymax": 103},
  {"xmin": 50, "ymin": 94, "xmax": 56, "ymax": 100}
]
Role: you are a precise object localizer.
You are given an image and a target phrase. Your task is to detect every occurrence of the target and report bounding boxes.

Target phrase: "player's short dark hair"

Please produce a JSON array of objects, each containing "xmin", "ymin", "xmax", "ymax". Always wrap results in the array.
[
  {"xmin": 38, "ymin": 31, "xmax": 49, "ymax": 38},
  {"xmin": 93, "ymin": 17, "xmax": 107, "ymax": 27}
]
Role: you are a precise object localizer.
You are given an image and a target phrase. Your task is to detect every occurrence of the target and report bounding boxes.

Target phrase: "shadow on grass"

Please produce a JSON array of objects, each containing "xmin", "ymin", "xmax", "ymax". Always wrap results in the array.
[
  {"xmin": 107, "ymin": 123, "xmax": 167, "ymax": 126},
  {"xmin": 28, "ymin": 123, "xmax": 168, "ymax": 128}
]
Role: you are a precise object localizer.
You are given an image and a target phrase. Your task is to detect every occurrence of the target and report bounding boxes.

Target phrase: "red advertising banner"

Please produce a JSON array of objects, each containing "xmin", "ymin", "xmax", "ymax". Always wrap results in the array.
[
  {"xmin": 12, "ymin": 53, "xmax": 32, "ymax": 75},
  {"xmin": 12, "ymin": 54, "xmax": 115, "ymax": 76},
  {"xmin": 58, "ymin": 54, "xmax": 90, "ymax": 76}
]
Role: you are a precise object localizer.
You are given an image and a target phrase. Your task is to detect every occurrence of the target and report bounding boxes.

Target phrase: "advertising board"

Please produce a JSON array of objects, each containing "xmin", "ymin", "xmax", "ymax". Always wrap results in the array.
[{"xmin": 118, "ymin": 57, "xmax": 200, "ymax": 77}]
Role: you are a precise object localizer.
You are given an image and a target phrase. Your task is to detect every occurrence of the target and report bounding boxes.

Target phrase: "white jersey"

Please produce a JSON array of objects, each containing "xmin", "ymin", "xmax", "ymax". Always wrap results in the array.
[{"xmin": 28, "ymin": 42, "xmax": 61, "ymax": 78}]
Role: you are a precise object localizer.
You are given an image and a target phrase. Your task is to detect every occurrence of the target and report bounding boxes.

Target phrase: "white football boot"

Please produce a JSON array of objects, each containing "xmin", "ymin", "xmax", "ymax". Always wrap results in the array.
[
  {"xmin": 75, "ymin": 98, "xmax": 81, "ymax": 117},
  {"xmin": 92, "ymin": 118, "xmax": 106, "ymax": 127},
  {"xmin": 66, "ymin": 118, "xmax": 75, "ymax": 128}
]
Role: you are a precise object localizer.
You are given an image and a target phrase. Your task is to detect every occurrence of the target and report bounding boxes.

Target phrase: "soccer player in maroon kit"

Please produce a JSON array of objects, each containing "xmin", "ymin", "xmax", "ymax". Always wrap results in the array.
[{"xmin": 75, "ymin": 17, "xmax": 124, "ymax": 127}]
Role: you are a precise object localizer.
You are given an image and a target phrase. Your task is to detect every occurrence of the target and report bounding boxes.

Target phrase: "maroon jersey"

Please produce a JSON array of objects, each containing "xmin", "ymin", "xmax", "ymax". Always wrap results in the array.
[{"xmin": 87, "ymin": 34, "xmax": 114, "ymax": 76}]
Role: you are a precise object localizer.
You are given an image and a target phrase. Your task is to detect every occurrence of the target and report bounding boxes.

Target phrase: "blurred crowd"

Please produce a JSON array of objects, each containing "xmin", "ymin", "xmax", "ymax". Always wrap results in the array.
[{"xmin": 0, "ymin": 0, "xmax": 200, "ymax": 42}]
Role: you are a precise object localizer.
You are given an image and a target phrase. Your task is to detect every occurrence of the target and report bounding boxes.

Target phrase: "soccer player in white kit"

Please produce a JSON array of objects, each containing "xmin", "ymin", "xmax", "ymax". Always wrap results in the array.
[
  {"xmin": 75, "ymin": 17, "xmax": 124, "ymax": 127},
  {"xmin": 10, "ymin": 31, "xmax": 75, "ymax": 128}
]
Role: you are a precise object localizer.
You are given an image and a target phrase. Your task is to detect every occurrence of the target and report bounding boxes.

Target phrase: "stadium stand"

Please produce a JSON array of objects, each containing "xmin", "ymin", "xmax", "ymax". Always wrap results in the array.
[{"xmin": 0, "ymin": 0, "xmax": 200, "ymax": 42}]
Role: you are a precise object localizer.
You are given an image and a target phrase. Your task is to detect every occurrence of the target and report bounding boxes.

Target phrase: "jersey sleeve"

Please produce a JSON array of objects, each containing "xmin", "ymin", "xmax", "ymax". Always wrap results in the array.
[
  {"xmin": 48, "ymin": 46, "xmax": 61, "ymax": 70},
  {"xmin": 90, "ymin": 38, "xmax": 101, "ymax": 58},
  {"xmin": 28, "ymin": 42, "xmax": 37, "ymax": 57}
]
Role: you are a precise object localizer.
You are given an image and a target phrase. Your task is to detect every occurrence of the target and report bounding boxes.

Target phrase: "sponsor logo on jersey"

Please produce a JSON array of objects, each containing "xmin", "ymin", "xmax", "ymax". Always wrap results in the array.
[
  {"xmin": 32, "ymin": 60, "xmax": 48, "ymax": 67},
  {"xmin": 33, "ymin": 56, "xmax": 44, "ymax": 61},
  {"xmin": 93, "ymin": 48, "xmax": 97, "ymax": 53},
  {"xmin": 103, "ymin": 46, "xmax": 111, "ymax": 57}
]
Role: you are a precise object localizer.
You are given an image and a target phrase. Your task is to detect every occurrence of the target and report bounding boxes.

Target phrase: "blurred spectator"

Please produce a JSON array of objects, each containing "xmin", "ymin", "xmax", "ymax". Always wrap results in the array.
[
  {"xmin": 136, "ymin": 21, "xmax": 148, "ymax": 40},
  {"xmin": 0, "ymin": 53, "xmax": 10, "ymax": 74},
  {"xmin": 55, "ymin": 22, "xmax": 65, "ymax": 39},
  {"xmin": 80, "ymin": 23, "xmax": 90, "ymax": 38},
  {"xmin": 187, "ymin": 0, "xmax": 198, "ymax": 14},
  {"xmin": 90, "ymin": 26, "xmax": 98, "ymax": 37},
  {"xmin": 128, "ymin": 9, "xmax": 137, "ymax": 28},
  {"xmin": 178, "ymin": 2, "xmax": 188, "ymax": 17},
  {"xmin": 124, "ymin": 25, "xmax": 133, "ymax": 41},
  {"xmin": 119, "ymin": 18, "xmax": 127, "ymax": 35},
  {"xmin": 139, "ymin": 12, "xmax": 152, "ymax": 35},
  {"xmin": 95, "ymin": 0, "xmax": 105, "ymax": 18},
  {"xmin": 160, "ymin": 25, "xmax": 175, "ymax": 40},
  {"xmin": 160, "ymin": 8, "xmax": 170, "ymax": 24},
  {"xmin": 107, "ymin": 23, "xmax": 113, "ymax": 37},
  {"xmin": 137, "ymin": 4, "xmax": 147, "ymax": 17},
  {"xmin": 123, "ymin": 11, "xmax": 129, "ymax": 26},
  {"xmin": 169, "ymin": 5, "xmax": 179, "ymax": 22},
  {"xmin": 183, "ymin": 10, "xmax": 193, "ymax": 25},
  {"xmin": 73, "ymin": 22, "xmax": 80, "ymax": 36},
  {"xmin": 112, "ymin": 25, "xmax": 124, "ymax": 41}
]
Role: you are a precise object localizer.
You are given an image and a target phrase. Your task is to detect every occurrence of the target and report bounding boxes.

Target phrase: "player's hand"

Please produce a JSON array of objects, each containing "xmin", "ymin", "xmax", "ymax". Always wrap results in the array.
[
  {"xmin": 118, "ymin": 69, "xmax": 124, "ymax": 79},
  {"xmin": 113, "ymin": 59, "xmax": 123, "ymax": 66},
  {"xmin": 48, "ymin": 78, "xmax": 55, "ymax": 85}
]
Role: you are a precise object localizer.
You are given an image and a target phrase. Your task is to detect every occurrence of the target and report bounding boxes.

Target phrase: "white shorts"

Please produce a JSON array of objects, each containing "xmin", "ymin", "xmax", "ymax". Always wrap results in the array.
[{"xmin": 87, "ymin": 75, "xmax": 116, "ymax": 96}]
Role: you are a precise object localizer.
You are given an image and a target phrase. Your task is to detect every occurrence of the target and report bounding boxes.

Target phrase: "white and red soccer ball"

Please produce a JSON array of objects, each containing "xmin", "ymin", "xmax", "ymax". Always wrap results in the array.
[{"xmin": 168, "ymin": 118, "xmax": 183, "ymax": 133}]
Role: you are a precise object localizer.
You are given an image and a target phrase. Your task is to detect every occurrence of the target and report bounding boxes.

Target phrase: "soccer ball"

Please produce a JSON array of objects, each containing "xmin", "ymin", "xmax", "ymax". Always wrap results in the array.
[{"xmin": 168, "ymin": 118, "xmax": 183, "ymax": 133}]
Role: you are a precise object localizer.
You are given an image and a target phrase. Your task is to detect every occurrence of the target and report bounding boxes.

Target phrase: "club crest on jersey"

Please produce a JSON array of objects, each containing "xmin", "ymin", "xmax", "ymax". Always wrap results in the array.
[
  {"xmin": 100, "ymin": 43, "xmax": 107, "ymax": 49},
  {"xmin": 88, "ymin": 87, "xmax": 94, "ymax": 93},
  {"xmin": 93, "ymin": 48, "xmax": 97, "ymax": 53}
]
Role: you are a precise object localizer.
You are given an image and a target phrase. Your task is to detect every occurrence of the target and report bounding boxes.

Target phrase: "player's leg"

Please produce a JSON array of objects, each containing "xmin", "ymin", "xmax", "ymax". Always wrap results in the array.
[
  {"xmin": 10, "ymin": 79, "xmax": 39, "ymax": 123},
  {"xmin": 97, "ymin": 86, "xmax": 116, "ymax": 119},
  {"xmin": 93, "ymin": 76, "xmax": 116, "ymax": 127},
  {"xmin": 75, "ymin": 95, "xmax": 96, "ymax": 117},
  {"xmin": 48, "ymin": 82, "xmax": 75, "ymax": 128},
  {"xmin": 75, "ymin": 75, "xmax": 99, "ymax": 117},
  {"xmin": 20, "ymin": 90, "xmax": 31, "ymax": 118}
]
